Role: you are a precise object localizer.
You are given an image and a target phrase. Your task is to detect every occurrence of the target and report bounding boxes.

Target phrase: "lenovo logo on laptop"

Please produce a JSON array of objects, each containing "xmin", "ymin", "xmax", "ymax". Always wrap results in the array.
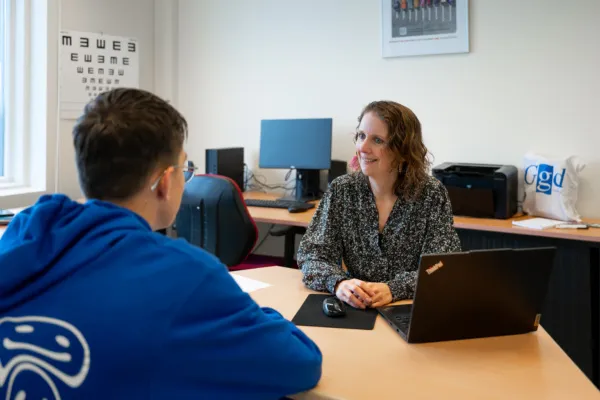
[{"xmin": 426, "ymin": 261, "xmax": 444, "ymax": 275}]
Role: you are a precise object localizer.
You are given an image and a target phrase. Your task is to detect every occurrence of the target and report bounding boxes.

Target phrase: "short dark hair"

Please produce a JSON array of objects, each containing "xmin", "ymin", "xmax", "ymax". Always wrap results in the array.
[{"xmin": 73, "ymin": 88, "xmax": 188, "ymax": 200}]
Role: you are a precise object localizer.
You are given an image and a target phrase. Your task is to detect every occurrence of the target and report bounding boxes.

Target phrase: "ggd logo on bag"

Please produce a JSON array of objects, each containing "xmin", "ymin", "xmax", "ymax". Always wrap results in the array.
[{"xmin": 524, "ymin": 163, "xmax": 566, "ymax": 195}]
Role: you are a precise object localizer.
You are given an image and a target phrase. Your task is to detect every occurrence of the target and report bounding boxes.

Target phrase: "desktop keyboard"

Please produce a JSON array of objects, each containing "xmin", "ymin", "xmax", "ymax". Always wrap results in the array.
[{"xmin": 245, "ymin": 199, "xmax": 315, "ymax": 210}]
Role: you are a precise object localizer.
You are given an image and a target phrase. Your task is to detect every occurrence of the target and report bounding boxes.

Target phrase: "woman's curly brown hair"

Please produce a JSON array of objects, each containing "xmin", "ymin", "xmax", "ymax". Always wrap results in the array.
[{"xmin": 352, "ymin": 100, "xmax": 431, "ymax": 202}]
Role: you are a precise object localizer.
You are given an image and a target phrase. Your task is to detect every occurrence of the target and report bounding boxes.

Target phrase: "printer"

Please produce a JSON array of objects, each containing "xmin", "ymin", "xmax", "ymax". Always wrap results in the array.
[{"xmin": 432, "ymin": 162, "xmax": 518, "ymax": 219}]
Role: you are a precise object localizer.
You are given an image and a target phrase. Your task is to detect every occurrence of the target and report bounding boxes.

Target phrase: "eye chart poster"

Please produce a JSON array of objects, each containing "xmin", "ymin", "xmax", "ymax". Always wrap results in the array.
[{"xmin": 59, "ymin": 30, "xmax": 139, "ymax": 120}]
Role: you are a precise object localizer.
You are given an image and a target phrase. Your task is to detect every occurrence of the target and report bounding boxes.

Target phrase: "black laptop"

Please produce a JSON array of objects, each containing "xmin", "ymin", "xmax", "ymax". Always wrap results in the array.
[{"xmin": 377, "ymin": 247, "xmax": 556, "ymax": 343}]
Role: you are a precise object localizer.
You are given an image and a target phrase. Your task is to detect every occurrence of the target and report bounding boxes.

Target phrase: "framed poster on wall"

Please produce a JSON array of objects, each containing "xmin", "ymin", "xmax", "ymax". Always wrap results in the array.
[{"xmin": 381, "ymin": 0, "xmax": 469, "ymax": 58}]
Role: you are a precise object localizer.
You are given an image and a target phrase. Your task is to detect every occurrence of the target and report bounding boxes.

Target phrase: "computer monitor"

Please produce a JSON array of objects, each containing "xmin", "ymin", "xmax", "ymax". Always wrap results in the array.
[{"xmin": 259, "ymin": 118, "xmax": 332, "ymax": 202}]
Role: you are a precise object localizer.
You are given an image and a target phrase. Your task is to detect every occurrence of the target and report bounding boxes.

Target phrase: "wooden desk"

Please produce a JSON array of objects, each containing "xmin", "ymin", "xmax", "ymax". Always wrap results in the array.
[
  {"xmin": 454, "ymin": 215, "xmax": 600, "ymax": 243},
  {"xmin": 243, "ymin": 191, "xmax": 600, "ymax": 242},
  {"xmin": 4, "ymin": 192, "xmax": 599, "ymax": 385},
  {"xmin": 8, "ymin": 192, "xmax": 598, "ymax": 242},
  {"xmin": 243, "ymin": 191, "xmax": 316, "ymax": 227},
  {"xmin": 241, "ymin": 190, "xmax": 600, "ymax": 387},
  {"xmin": 234, "ymin": 266, "xmax": 600, "ymax": 400}
]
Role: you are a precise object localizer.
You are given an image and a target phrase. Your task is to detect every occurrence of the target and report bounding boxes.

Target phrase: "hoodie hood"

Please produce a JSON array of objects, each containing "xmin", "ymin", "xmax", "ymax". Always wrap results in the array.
[{"xmin": 0, "ymin": 194, "xmax": 151, "ymax": 313}]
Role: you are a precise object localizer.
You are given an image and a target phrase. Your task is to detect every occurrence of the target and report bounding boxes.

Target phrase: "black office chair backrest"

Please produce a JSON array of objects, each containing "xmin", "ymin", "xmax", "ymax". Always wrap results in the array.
[{"xmin": 176, "ymin": 174, "xmax": 258, "ymax": 267}]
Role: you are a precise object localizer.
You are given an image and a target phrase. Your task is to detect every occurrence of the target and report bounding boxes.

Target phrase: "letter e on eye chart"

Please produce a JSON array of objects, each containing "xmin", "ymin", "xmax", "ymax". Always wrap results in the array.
[{"xmin": 59, "ymin": 30, "xmax": 140, "ymax": 120}]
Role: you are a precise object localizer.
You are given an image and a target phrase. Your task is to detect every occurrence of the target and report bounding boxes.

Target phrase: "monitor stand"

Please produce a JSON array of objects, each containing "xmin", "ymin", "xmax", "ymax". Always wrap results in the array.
[{"xmin": 278, "ymin": 169, "xmax": 322, "ymax": 203}]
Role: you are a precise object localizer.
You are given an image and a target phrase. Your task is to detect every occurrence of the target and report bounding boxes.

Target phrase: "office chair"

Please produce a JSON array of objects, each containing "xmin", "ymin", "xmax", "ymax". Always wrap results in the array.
[
  {"xmin": 175, "ymin": 174, "xmax": 284, "ymax": 270},
  {"xmin": 176, "ymin": 174, "xmax": 259, "ymax": 267}
]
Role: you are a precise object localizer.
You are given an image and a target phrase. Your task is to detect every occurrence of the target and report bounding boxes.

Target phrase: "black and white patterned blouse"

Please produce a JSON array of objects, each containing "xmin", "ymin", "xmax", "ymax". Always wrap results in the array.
[{"xmin": 297, "ymin": 172, "xmax": 461, "ymax": 302}]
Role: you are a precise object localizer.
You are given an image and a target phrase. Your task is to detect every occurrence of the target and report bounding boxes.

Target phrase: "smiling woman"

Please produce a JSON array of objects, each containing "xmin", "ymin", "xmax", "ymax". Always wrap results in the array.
[{"xmin": 297, "ymin": 100, "xmax": 462, "ymax": 310}]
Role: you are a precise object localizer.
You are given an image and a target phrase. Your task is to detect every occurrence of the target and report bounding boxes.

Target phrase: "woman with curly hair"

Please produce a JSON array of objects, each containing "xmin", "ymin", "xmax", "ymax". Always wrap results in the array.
[{"xmin": 297, "ymin": 100, "xmax": 461, "ymax": 309}]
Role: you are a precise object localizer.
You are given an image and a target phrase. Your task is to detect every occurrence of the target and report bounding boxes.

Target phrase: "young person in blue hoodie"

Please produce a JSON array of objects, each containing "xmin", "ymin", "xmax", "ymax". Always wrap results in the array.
[{"xmin": 0, "ymin": 88, "xmax": 322, "ymax": 400}]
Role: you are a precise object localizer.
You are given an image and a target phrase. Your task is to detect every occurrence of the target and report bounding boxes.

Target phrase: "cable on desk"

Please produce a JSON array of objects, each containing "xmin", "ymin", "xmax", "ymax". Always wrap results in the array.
[{"xmin": 243, "ymin": 164, "xmax": 296, "ymax": 196}]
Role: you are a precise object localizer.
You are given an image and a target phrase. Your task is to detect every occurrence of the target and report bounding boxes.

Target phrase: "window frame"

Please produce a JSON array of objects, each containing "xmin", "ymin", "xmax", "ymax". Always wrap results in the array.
[
  {"xmin": 0, "ymin": 0, "xmax": 59, "ymax": 208},
  {"xmin": 0, "ymin": 0, "xmax": 6, "ymax": 178}
]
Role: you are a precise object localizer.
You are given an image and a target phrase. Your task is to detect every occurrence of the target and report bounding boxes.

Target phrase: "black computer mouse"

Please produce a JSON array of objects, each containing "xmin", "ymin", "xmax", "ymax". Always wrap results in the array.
[
  {"xmin": 288, "ymin": 206, "xmax": 305, "ymax": 213},
  {"xmin": 322, "ymin": 296, "xmax": 346, "ymax": 317}
]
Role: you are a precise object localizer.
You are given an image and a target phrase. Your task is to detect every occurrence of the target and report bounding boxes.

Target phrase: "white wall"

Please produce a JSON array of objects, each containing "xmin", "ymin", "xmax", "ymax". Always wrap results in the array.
[
  {"xmin": 58, "ymin": 0, "xmax": 156, "ymax": 198},
  {"xmin": 178, "ymin": 0, "xmax": 600, "ymax": 218},
  {"xmin": 154, "ymin": 0, "xmax": 179, "ymax": 105}
]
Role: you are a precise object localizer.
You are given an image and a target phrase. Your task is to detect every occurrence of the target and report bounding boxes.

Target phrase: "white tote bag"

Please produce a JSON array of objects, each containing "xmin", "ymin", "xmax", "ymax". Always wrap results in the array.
[{"xmin": 522, "ymin": 152, "xmax": 585, "ymax": 222}]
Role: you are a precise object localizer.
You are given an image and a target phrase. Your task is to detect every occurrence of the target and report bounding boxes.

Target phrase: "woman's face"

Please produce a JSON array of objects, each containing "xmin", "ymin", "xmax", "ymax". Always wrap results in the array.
[{"xmin": 355, "ymin": 112, "xmax": 395, "ymax": 178}]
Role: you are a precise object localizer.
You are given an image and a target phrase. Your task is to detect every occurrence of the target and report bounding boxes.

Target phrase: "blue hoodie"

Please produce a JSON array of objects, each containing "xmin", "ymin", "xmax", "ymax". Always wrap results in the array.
[{"xmin": 0, "ymin": 194, "xmax": 322, "ymax": 399}]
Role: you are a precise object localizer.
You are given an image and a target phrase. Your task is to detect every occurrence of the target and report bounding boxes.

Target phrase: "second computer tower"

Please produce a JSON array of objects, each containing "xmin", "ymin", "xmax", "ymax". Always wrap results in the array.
[
  {"xmin": 328, "ymin": 159, "xmax": 348, "ymax": 184},
  {"xmin": 205, "ymin": 147, "xmax": 245, "ymax": 191}
]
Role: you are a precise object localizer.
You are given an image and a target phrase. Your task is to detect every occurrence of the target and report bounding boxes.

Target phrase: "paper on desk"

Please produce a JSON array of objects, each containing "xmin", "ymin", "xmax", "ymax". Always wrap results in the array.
[
  {"xmin": 512, "ymin": 217, "xmax": 563, "ymax": 230},
  {"xmin": 231, "ymin": 274, "xmax": 271, "ymax": 293}
]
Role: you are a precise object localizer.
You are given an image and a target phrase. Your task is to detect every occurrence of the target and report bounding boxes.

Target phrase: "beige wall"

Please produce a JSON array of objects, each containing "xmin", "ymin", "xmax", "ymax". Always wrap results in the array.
[
  {"xmin": 177, "ymin": 0, "xmax": 600, "ymax": 218},
  {"xmin": 57, "ymin": 0, "xmax": 157, "ymax": 198}
]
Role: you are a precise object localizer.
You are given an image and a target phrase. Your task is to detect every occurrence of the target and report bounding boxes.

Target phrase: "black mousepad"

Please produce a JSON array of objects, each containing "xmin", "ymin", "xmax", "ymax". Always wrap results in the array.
[{"xmin": 291, "ymin": 294, "xmax": 378, "ymax": 330}]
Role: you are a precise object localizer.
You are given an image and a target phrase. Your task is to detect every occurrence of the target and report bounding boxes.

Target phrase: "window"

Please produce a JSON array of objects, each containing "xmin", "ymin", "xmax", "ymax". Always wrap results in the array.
[
  {"xmin": 0, "ymin": 0, "xmax": 5, "ymax": 177},
  {"xmin": 0, "ymin": 0, "xmax": 58, "ymax": 208}
]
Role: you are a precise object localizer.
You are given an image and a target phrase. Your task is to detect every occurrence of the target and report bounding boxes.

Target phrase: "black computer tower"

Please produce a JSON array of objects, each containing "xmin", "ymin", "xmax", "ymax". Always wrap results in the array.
[
  {"xmin": 328, "ymin": 159, "xmax": 348, "ymax": 184},
  {"xmin": 205, "ymin": 147, "xmax": 245, "ymax": 191}
]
